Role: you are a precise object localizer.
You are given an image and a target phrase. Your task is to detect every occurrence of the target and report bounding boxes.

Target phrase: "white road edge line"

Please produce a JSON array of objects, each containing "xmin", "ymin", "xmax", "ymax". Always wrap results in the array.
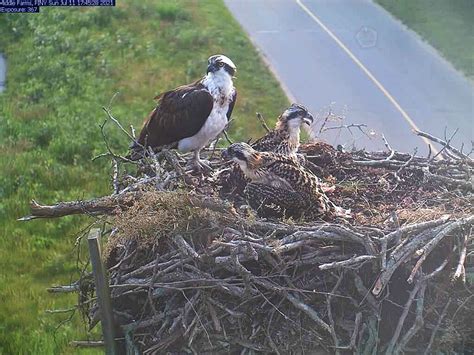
[{"xmin": 295, "ymin": 0, "xmax": 436, "ymax": 152}]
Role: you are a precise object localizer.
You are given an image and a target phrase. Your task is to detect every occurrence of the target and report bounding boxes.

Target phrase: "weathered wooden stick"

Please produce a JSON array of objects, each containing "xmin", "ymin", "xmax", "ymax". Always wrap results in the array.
[
  {"xmin": 18, "ymin": 192, "xmax": 235, "ymax": 221},
  {"xmin": 381, "ymin": 134, "xmax": 395, "ymax": 160},
  {"xmin": 18, "ymin": 194, "xmax": 137, "ymax": 221},
  {"xmin": 352, "ymin": 160, "xmax": 407, "ymax": 169},
  {"xmin": 256, "ymin": 112, "xmax": 271, "ymax": 132},
  {"xmin": 394, "ymin": 284, "xmax": 427, "ymax": 353},
  {"xmin": 285, "ymin": 293, "xmax": 331, "ymax": 334},
  {"xmin": 45, "ymin": 307, "xmax": 76, "ymax": 314},
  {"xmin": 326, "ymin": 273, "xmax": 344, "ymax": 353},
  {"xmin": 407, "ymin": 217, "xmax": 473, "ymax": 283},
  {"xmin": 423, "ymin": 299, "xmax": 452, "ymax": 355},
  {"xmin": 321, "ymin": 123, "xmax": 368, "ymax": 135},
  {"xmin": 373, "ymin": 216, "xmax": 473, "ymax": 296},
  {"xmin": 353, "ymin": 274, "xmax": 379, "ymax": 313},
  {"xmin": 88, "ymin": 229, "xmax": 117, "ymax": 355},
  {"xmin": 413, "ymin": 128, "xmax": 473, "ymax": 162},
  {"xmin": 319, "ymin": 255, "xmax": 377, "ymax": 270},
  {"xmin": 350, "ymin": 313, "xmax": 362, "ymax": 349},
  {"xmin": 173, "ymin": 234, "xmax": 200, "ymax": 259},
  {"xmin": 103, "ymin": 106, "xmax": 136, "ymax": 142},
  {"xmin": 386, "ymin": 260, "xmax": 448, "ymax": 354},
  {"xmin": 452, "ymin": 231, "xmax": 469, "ymax": 283},
  {"xmin": 385, "ymin": 279, "xmax": 424, "ymax": 354},
  {"xmin": 423, "ymin": 167, "xmax": 473, "ymax": 190},
  {"xmin": 383, "ymin": 215, "xmax": 451, "ymax": 244},
  {"xmin": 70, "ymin": 340, "xmax": 105, "ymax": 348},
  {"xmin": 47, "ymin": 283, "xmax": 79, "ymax": 293}
]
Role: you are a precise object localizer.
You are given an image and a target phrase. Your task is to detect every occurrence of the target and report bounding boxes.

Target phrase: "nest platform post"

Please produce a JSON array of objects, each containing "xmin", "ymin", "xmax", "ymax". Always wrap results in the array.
[{"xmin": 88, "ymin": 229, "xmax": 117, "ymax": 355}]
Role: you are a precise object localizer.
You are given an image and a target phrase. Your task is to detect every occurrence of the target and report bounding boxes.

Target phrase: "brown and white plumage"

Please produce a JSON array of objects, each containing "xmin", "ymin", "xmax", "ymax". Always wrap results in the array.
[
  {"xmin": 130, "ymin": 55, "xmax": 237, "ymax": 170},
  {"xmin": 251, "ymin": 103, "xmax": 313, "ymax": 157},
  {"xmin": 222, "ymin": 143, "xmax": 348, "ymax": 219},
  {"xmin": 223, "ymin": 104, "xmax": 313, "ymax": 196}
]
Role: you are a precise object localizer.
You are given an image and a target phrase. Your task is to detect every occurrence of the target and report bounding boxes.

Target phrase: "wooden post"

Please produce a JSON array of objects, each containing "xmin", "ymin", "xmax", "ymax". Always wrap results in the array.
[{"xmin": 88, "ymin": 229, "xmax": 117, "ymax": 355}]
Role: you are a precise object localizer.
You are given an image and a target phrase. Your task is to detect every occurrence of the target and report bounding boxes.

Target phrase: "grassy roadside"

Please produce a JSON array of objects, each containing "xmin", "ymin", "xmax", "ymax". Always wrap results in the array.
[
  {"xmin": 376, "ymin": 0, "xmax": 474, "ymax": 81},
  {"xmin": 0, "ymin": 1, "xmax": 288, "ymax": 353}
]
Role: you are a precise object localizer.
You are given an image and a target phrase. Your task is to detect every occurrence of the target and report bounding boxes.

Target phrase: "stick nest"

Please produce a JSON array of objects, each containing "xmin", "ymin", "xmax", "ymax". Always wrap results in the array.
[
  {"xmin": 75, "ymin": 139, "xmax": 471, "ymax": 354},
  {"xmin": 30, "ymin": 134, "xmax": 473, "ymax": 353}
]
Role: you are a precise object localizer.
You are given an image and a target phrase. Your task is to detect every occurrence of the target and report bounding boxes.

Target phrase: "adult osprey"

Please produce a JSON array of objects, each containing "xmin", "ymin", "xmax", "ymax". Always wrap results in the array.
[
  {"xmin": 222, "ymin": 143, "xmax": 350, "ymax": 219},
  {"xmin": 130, "ymin": 55, "xmax": 237, "ymax": 170}
]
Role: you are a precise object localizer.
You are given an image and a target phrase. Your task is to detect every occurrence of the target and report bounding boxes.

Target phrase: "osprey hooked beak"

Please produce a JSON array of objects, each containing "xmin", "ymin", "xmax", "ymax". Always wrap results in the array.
[
  {"xmin": 303, "ymin": 112, "xmax": 314, "ymax": 126},
  {"xmin": 207, "ymin": 62, "xmax": 217, "ymax": 74},
  {"xmin": 282, "ymin": 103, "xmax": 314, "ymax": 127}
]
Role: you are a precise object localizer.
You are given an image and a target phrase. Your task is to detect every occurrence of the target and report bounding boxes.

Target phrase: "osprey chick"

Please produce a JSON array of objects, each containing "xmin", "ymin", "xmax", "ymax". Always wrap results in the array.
[
  {"xmin": 252, "ymin": 103, "xmax": 313, "ymax": 156},
  {"xmin": 223, "ymin": 104, "xmax": 313, "ymax": 196},
  {"xmin": 130, "ymin": 55, "xmax": 237, "ymax": 171},
  {"xmin": 222, "ymin": 143, "xmax": 349, "ymax": 219}
]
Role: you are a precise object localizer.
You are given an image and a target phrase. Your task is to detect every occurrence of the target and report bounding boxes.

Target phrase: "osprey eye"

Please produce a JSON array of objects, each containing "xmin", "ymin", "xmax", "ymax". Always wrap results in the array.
[{"xmin": 218, "ymin": 62, "xmax": 224, "ymax": 67}]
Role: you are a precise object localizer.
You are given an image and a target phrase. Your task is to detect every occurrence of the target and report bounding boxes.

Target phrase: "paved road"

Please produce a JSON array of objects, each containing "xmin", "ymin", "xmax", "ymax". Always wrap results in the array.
[{"xmin": 225, "ymin": 0, "xmax": 473, "ymax": 153}]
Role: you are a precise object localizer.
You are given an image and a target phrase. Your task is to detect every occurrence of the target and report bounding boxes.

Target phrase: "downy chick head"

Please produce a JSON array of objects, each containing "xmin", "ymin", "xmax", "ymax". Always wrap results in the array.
[
  {"xmin": 222, "ymin": 142, "xmax": 262, "ymax": 170},
  {"xmin": 276, "ymin": 103, "xmax": 314, "ymax": 131}
]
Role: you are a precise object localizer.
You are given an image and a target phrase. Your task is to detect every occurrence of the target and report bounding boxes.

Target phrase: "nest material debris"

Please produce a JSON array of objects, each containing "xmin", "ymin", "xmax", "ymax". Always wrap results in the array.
[{"xmin": 24, "ymin": 129, "xmax": 474, "ymax": 354}]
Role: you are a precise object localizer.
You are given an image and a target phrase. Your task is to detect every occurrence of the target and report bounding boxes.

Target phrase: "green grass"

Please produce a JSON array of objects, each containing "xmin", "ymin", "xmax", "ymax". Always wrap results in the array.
[
  {"xmin": 376, "ymin": 0, "xmax": 474, "ymax": 80},
  {"xmin": 0, "ymin": 1, "xmax": 288, "ymax": 353}
]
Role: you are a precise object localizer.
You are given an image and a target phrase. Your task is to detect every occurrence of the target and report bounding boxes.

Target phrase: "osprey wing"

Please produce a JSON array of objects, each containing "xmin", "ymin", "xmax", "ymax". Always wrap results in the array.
[
  {"xmin": 244, "ymin": 183, "xmax": 308, "ymax": 218},
  {"xmin": 259, "ymin": 152, "xmax": 301, "ymax": 169},
  {"xmin": 137, "ymin": 83, "xmax": 214, "ymax": 148},
  {"xmin": 262, "ymin": 160, "xmax": 333, "ymax": 217},
  {"xmin": 226, "ymin": 89, "xmax": 237, "ymax": 119},
  {"xmin": 265, "ymin": 160, "xmax": 320, "ymax": 194},
  {"xmin": 251, "ymin": 130, "xmax": 280, "ymax": 152},
  {"xmin": 251, "ymin": 130, "xmax": 296, "ymax": 157}
]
